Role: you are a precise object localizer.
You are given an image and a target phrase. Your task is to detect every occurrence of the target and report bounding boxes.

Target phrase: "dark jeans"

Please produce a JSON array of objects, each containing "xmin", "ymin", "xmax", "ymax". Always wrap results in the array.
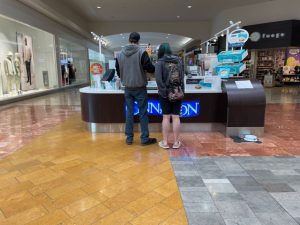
[
  {"xmin": 25, "ymin": 61, "xmax": 31, "ymax": 85},
  {"xmin": 125, "ymin": 87, "xmax": 149, "ymax": 143}
]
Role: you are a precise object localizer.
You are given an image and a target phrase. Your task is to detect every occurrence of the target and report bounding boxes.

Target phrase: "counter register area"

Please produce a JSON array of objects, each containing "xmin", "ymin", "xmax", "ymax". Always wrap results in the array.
[{"xmin": 80, "ymin": 75, "xmax": 266, "ymax": 137}]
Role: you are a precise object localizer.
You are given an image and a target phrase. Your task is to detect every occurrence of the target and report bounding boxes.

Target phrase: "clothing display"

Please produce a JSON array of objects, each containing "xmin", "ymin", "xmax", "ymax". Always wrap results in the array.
[
  {"xmin": 23, "ymin": 41, "xmax": 32, "ymax": 85},
  {"xmin": 4, "ymin": 53, "xmax": 16, "ymax": 93},
  {"xmin": 14, "ymin": 53, "xmax": 21, "ymax": 92}
]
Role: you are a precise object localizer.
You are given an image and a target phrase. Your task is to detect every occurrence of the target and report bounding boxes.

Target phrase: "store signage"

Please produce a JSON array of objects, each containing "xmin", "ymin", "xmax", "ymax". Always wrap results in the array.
[
  {"xmin": 249, "ymin": 31, "xmax": 285, "ymax": 42},
  {"xmin": 228, "ymin": 29, "xmax": 249, "ymax": 48},
  {"xmin": 125, "ymin": 100, "xmax": 200, "ymax": 118}
]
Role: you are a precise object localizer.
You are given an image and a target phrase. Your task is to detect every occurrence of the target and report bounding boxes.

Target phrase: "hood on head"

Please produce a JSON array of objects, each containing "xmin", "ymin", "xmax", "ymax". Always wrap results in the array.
[
  {"xmin": 122, "ymin": 44, "xmax": 140, "ymax": 56},
  {"xmin": 159, "ymin": 55, "xmax": 179, "ymax": 63}
]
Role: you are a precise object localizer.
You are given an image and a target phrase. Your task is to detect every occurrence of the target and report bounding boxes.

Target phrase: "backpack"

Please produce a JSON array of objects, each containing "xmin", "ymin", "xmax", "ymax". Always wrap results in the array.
[{"xmin": 165, "ymin": 62, "xmax": 184, "ymax": 102}]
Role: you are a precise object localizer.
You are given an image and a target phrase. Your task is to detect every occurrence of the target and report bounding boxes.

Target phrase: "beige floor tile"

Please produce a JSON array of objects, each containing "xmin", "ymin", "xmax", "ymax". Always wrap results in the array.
[
  {"xmin": 0, "ymin": 196, "xmax": 42, "ymax": 218},
  {"xmin": 25, "ymin": 210, "xmax": 69, "ymax": 225},
  {"xmin": 69, "ymin": 204, "xmax": 111, "ymax": 225},
  {"xmin": 125, "ymin": 191, "xmax": 165, "ymax": 216},
  {"xmin": 0, "ymin": 190, "xmax": 32, "ymax": 203},
  {"xmin": 81, "ymin": 176, "xmax": 120, "ymax": 195},
  {"xmin": 50, "ymin": 159, "xmax": 83, "ymax": 171},
  {"xmin": 46, "ymin": 180, "xmax": 87, "ymax": 199},
  {"xmin": 162, "ymin": 192, "xmax": 185, "ymax": 210},
  {"xmin": 29, "ymin": 176, "xmax": 76, "ymax": 196},
  {"xmin": 160, "ymin": 209, "xmax": 188, "ymax": 225},
  {"xmin": 0, "ymin": 181, "xmax": 34, "ymax": 199},
  {"xmin": 159, "ymin": 170, "xmax": 176, "ymax": 180},
  {"xmin": 93, "ymin": 208, "xmax": 134, "ymax": 225},
  {"xmin": 136, "ymin": 176, "xmax": 169, "ymax": 193},
  {"xmin": 110, "ymin": 160, "xmax": 139, "ymax": 173},
  {"xmin": 130, "ymin": 203, "xmax": 175, "ymax": 225},
  {"xmin": 154, "ymin": 180, "xmax": 179, "ymax": 197},
  {"xmin": 99, "ymin": 179, "xmax": 137, "ymax": 198},
  {"xmin": 0, "ymin": 206, "xmax": 47, "ymax": 225},
  {"xmin": 52, "ymin": 189, "xmax": 88, "ymax": 209},
  {"xmin": 90, "ymin": 191, "xmax": 109, "ymax": 203},
  {"xmin": 63, "ymin": 196, "xmax": 100, "ymax": 217},
  {"xmin": 103, "ymin": 189, "xmax": 144, "ymax": 211}
]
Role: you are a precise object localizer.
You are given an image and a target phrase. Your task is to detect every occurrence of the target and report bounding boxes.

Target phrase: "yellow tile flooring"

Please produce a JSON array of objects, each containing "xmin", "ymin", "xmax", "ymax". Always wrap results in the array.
[{"xmin": 0, "ymin": 115, "xmax": 188, "ymax": 225}]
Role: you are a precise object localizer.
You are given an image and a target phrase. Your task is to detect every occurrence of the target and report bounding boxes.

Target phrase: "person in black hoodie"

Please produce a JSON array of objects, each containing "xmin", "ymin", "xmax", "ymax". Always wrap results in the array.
[
  {"xmin": 155, "ymin": 43, "xmax": 184, "ymax": 149},
  {"xmin": 116, "ymin": 32, "xmax": 157, "ymax": 146}
]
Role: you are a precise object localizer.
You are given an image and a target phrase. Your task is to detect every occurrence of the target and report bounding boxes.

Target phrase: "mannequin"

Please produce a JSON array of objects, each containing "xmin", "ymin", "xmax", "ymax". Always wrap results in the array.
[
  {"xmin": 24, "ymin": 37, "xmax": 32, "ymax": 85},
  {"xmin": 14, "ymin": 53, "xmax": 22, "ymax": 94},
  {"xmin": 0, "ymin": 62, "xmax": 3, "ymax": 95},
  {"xmin": 3, "ymin": 52, "xmax": 16, "ymax": 93}
]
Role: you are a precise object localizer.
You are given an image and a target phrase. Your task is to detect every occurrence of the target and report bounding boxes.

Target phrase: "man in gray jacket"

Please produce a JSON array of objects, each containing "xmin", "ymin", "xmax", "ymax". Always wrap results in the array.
[{"xmin": 116, "ymin": 32, "xmax": 157, "ymax": 145}]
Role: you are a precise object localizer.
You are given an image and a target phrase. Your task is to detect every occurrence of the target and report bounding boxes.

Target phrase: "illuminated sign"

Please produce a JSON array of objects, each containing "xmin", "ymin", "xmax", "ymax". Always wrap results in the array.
[
  {"xmin": 126, "ymin": 100, "xmax": 200, "ymax": 118},
  {"xmin": 228, "ymin": 29, "xmax": 249, "ymax": 48}
]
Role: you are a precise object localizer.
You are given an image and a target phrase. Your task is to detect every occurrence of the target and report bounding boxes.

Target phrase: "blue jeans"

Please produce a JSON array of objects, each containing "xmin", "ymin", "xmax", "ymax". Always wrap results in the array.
[{"xmin": 125, "ymin": 87, "xmax": 149, "ymax": 143}]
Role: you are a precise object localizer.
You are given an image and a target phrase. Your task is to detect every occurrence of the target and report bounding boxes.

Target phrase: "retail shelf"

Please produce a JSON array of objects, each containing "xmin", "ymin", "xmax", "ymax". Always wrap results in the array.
[{"xmin": 283, "ymin": 74, "xmax": 300, "ymax": 76}]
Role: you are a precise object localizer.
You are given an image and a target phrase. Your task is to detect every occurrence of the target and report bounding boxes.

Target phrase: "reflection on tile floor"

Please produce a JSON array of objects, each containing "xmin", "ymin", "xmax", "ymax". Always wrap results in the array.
[
  {"xmin": 0, "ymin": 87, "xmax": 300, "ymax": 224},
  {"xmin": 171, "ymin": 156, "xmax": 300, "ymax": 225},
  {"xmin": 169, "ymin": 103, "xmax": 300, "ymax": 157},
  {"xmin": 0, "ymin": 89, "xmax": 80, "ymax": 159},
  {"xmin": 0, "ymin": 115, "xmax": 187, "ymax": 225}
]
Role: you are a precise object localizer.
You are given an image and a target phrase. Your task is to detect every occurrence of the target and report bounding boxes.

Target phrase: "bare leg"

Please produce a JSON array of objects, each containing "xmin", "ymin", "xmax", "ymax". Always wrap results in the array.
[
  {"xmin": 162, "ymin": 115, "xmax": 171, "ymax": 144},
  {"xmin": 172, "ymin": 115, "xmax": 181, "ymax": 143}
]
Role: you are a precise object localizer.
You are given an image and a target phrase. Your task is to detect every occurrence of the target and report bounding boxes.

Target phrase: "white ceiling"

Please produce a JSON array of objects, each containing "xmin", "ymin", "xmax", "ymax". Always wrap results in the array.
[
  {"xmin": 102, "ymin": 32, "xmax": 193, "ymax": 52},
  {"xmin": 61, "ymin": 0, "xmax": 270, "ymax": 22}
]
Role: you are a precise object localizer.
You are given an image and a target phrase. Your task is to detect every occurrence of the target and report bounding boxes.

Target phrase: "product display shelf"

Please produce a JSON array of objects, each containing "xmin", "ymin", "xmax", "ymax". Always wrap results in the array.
[{"xmin": 256, "ymin": 50, "xmax": 275, "ymax": 82}]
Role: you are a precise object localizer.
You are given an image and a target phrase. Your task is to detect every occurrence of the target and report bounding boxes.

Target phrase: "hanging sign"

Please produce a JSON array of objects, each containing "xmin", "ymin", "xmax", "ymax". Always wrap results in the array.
[{"xmin": 228, "ymin": 29, "xmax": 249, "ymax": 48}]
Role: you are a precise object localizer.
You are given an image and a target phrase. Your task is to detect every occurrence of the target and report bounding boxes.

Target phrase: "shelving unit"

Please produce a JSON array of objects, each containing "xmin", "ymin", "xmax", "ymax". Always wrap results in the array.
[
  {"xmin": 256, "ymin": 50, "xmax": 274, "ymax": 82},
  {"xmin": 282, "ymin": 74, "xmax": 300, "ymax": 84}
]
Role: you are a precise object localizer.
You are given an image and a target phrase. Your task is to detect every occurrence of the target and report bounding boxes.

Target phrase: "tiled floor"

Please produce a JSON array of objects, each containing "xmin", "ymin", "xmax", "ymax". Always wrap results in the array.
[
  {"xmin": 0, "ymin": 90, "xmax": 80, "ymax": 159},
  {"xmin": 0, "ymin": 115, "xmax": 187, "ymax": 225},
  {"xmin": 171, "ymin": 156, "xmax": 300, "ymax": 225},
  {"xmin": 0, "ymin": 86, "xmax": 299, "ymax": 225}
]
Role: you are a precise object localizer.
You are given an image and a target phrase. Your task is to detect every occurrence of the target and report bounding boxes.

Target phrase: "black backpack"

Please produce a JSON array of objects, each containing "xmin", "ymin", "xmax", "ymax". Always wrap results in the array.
[{"xmin": 165, "ymin": 62, "xmax": 184, "ymax": 102}]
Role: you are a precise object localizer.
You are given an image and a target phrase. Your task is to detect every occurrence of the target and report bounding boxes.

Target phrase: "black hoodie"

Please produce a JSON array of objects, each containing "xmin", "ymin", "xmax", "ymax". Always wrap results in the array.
[{"xmin": 155, "ymin": 55, "xmax": 184, "ymax": 98}]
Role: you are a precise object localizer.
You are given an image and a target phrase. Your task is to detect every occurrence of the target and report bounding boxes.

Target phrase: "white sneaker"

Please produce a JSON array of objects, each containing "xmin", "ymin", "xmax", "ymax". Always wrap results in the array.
[
  {"xmin": 159, "ymin": 141, "xmax": 170, "ymax": 149},
  {"xmin": 172, "ymin": 141, "xmax": 183, "ymax": 149}
]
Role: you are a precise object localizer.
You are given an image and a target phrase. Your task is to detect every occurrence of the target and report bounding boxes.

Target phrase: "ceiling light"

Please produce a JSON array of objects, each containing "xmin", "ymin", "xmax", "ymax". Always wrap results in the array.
[
  {"xmin": 97, "ymin": 6, "xmax": 101, "ymax": 9},
  {"xmin": 187, "ymin": 5, "xmax": 192, "ymax": 9},
  {"xmin": 168, "ymin": 34, "xmax": 171, "ymax": 36},
  {"xmin": 221, "ymin": 33, "xmax": 224, "ymax": 37},
  {"xmin": 177, "ymin": 16, "xmax": 180, "ymax": 19}
]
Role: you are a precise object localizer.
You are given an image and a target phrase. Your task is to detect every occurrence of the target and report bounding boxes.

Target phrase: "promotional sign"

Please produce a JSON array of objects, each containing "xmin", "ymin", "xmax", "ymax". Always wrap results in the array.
[
  {"xmin": 286, "ymin": 48, "xmax": 300, "ymax": 69},
  {"xmin": 90, "ymin": 63, "xmax": 104, "ymax": 75},
  {"xmin": 126, "ymin": 100, "xmax": 200, "ymax": 118},
  {"xmin": 88, "ymin": 49, "xmax": 105, "ymax": 88},
  {"xmin": 228, "ymin": 29, "xmax": 249, "ymax": 48}
]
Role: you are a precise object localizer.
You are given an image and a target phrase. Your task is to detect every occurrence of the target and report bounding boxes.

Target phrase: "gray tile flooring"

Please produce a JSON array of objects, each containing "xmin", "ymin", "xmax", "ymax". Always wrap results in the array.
[{"xmin": 171, "ymin": 156, "xmax": 300, "ymax": 225}]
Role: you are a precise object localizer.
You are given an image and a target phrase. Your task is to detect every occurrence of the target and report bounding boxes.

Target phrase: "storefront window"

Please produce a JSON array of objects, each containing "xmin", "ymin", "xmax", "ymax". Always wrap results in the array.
[
  {"xmin": 0, "ymin": 14, "xmax": 58, "ymax": 100},
  {"xmin": 59, "ymin": 39, "xmax": 88, "ymax": 86}
]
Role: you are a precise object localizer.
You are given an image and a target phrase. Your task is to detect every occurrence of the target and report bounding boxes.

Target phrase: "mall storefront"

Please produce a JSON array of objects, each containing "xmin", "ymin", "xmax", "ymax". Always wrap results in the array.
[{"xmin": 0, "ymin": 12, "xmax": 94, "ymax": 104}]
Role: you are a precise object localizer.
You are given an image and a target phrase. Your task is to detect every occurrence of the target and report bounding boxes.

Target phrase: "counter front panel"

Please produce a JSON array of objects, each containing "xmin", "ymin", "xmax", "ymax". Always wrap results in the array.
[{"xmin": 80, "ymin": 87, "xmax": 227, "ymax": 124}]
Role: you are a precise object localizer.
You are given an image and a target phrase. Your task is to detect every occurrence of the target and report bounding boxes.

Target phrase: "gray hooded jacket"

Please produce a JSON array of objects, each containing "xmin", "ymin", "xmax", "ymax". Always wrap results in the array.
[{"xmin": 117, "ymin": 44, "xmax": 147, "ymax": 88}]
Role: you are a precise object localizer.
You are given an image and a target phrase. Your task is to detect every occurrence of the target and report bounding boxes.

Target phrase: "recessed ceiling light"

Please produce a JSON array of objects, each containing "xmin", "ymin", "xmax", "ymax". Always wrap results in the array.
[
  {"xmin": 187, "ymin": 5, "xmax": 192, "ymax": 9},
  {"xmin": 97, "ymin": 6, "xmax": 101, "ymax": 9},
  {"xmin": 177, "ymin": 16, "xmax": 180, "ymax": 19}
]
